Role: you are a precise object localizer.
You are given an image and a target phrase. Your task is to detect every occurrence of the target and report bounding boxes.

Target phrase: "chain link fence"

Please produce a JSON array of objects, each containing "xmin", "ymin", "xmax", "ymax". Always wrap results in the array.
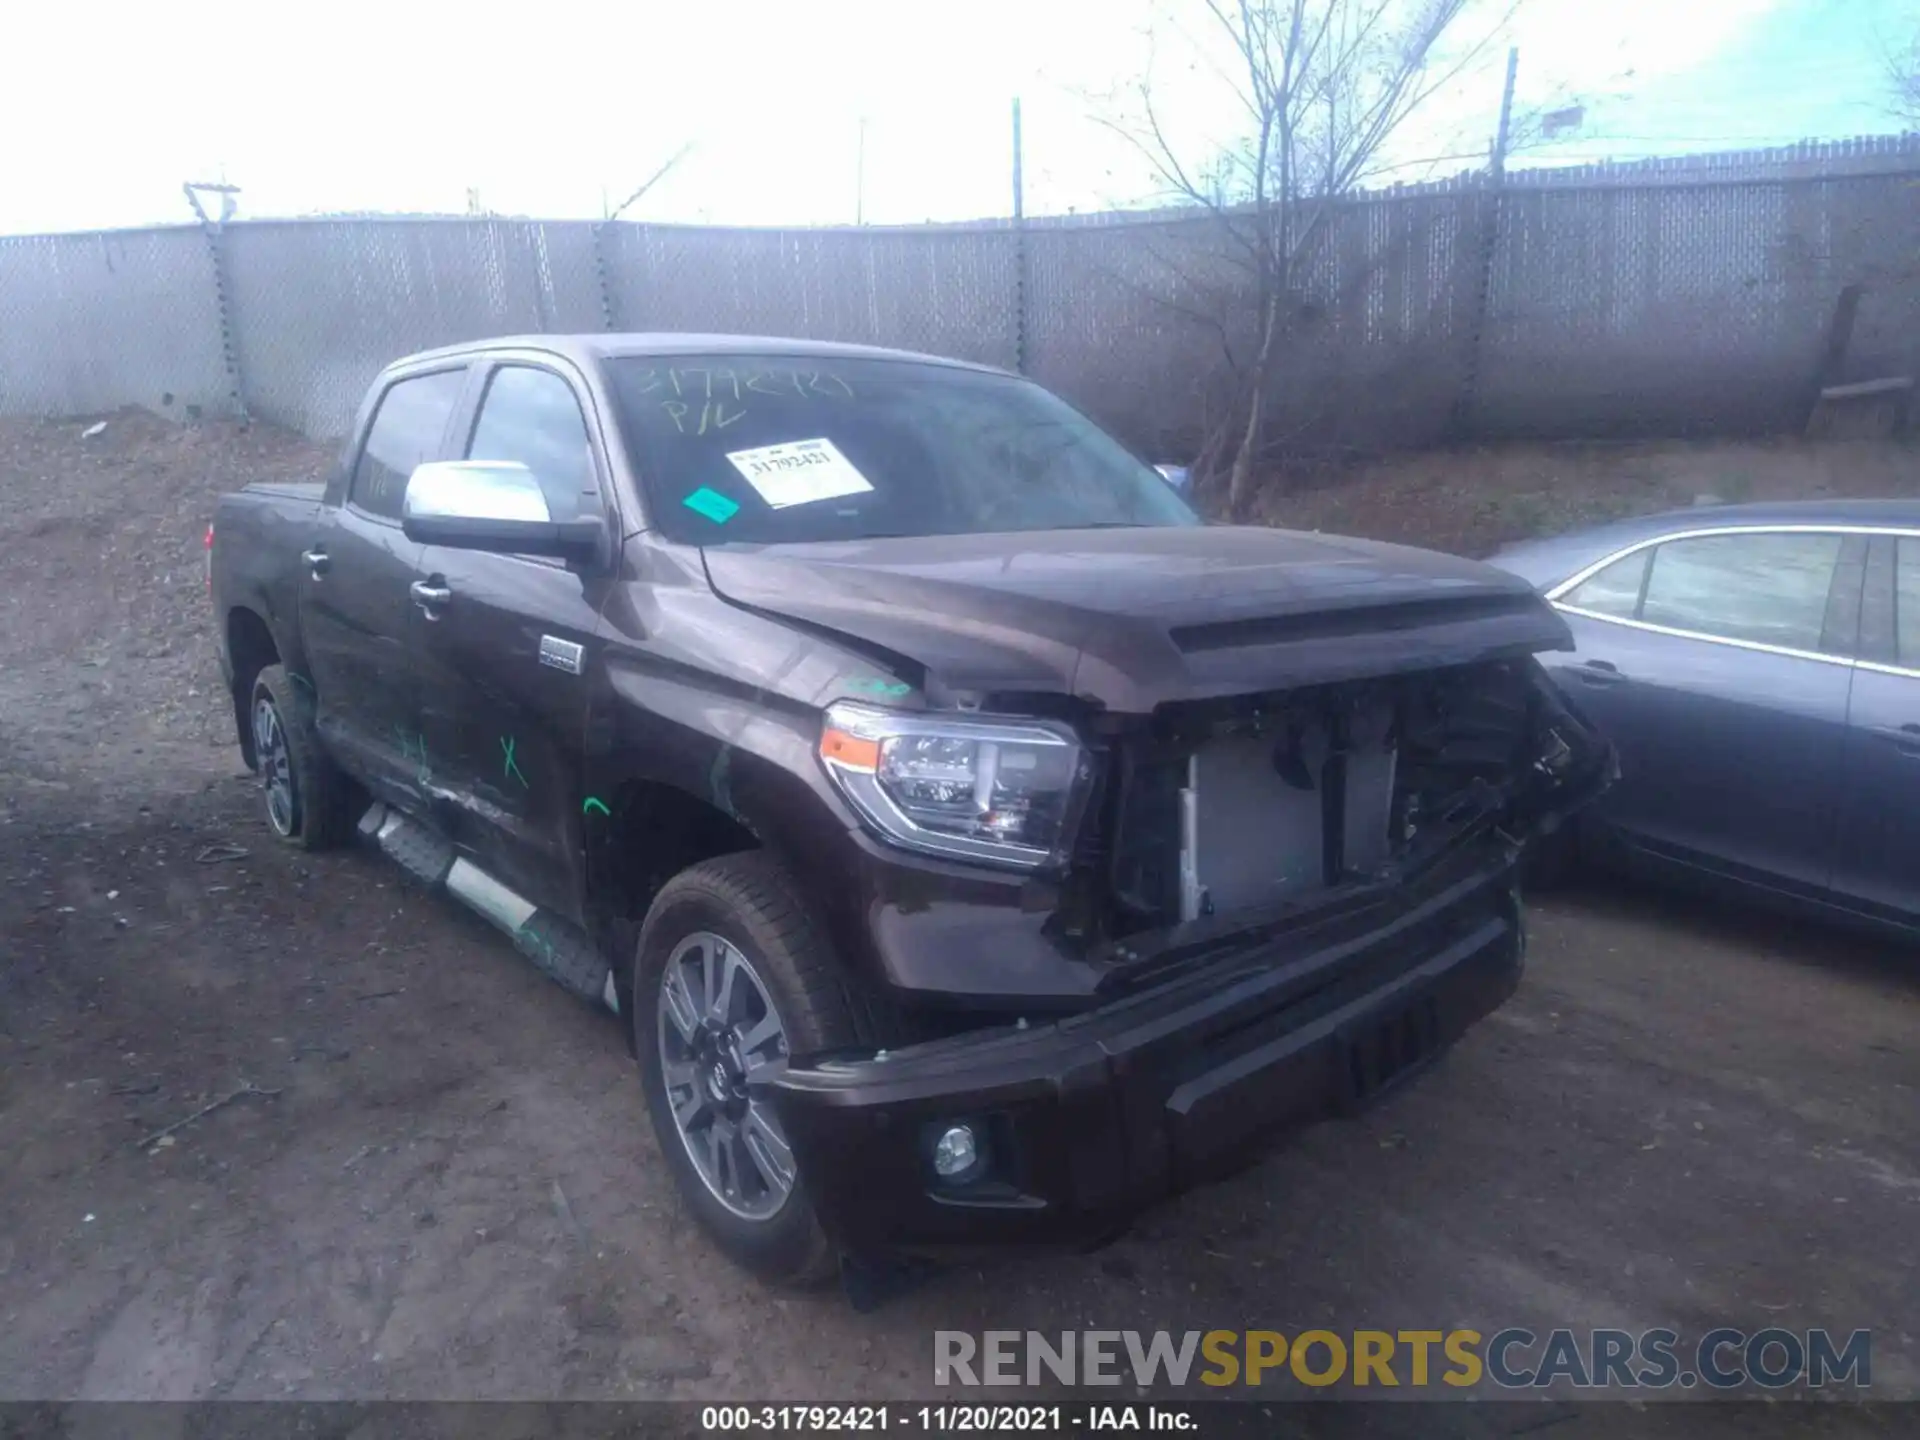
[
  {"xmin": 1478, "ymin": 169, "xmax": 1920, "ymax": 439},
  {"xmin": 603, "ymin": 221, "xmax": 1022, "ymax": 369},
  {"xmin": 223, "ymin": 218, "xmax": 608, "ymax": 437},
  {"xmin": 1, "ymin": 138, "xmax": 1916, "ymax": 456},
  {"xmin": 0, "ymin": 227, "xmax": 229, "ymax": 422}
]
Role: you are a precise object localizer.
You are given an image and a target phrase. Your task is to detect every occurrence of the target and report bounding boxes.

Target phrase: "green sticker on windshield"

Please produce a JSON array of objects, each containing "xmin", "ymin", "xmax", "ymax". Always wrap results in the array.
[{"xmin": 682, "ymin": 487, "xmax": 740, "ymax": 524}]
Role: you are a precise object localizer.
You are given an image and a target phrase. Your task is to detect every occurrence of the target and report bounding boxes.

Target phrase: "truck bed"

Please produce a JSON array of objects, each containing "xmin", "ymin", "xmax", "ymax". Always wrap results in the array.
[
  {"xmin": 210, "ymin": 482, "xmax": 330, "ymax": 684},
  {"xmin": 243, "ymin": 480, "xmax": 326, "ymax": 501}
]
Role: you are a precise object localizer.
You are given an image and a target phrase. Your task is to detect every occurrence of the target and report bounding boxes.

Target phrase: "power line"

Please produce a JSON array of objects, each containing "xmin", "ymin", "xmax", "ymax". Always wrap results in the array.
[{"xmin": 1536, "ymin": 132, "xmax": 1898, "ymax": 143}]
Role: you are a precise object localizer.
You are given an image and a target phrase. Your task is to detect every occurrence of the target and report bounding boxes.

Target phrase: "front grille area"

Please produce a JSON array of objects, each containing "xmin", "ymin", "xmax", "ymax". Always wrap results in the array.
[{"xmin": 1097, "ymin": 659, "xmax": 1571, "ymax": 941}]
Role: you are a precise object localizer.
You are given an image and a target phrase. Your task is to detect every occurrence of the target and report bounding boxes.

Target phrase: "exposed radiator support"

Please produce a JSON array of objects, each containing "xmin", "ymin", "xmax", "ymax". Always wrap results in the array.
[{"xmin": 1178, "ymin": 756, "xmax": 1205, "ymax": 923}]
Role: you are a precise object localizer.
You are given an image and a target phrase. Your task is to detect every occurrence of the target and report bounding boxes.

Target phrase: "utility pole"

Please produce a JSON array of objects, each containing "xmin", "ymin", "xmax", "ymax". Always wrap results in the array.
[
  {"xmin": 183, "ymin": 180, "xmax": 246, "ymax": 419},
  {"xmin": 1011, "ymin": 97, "xmax": 1025, "ymax": 221},
  {"xmin": 856, "ymin": 116, "xmax": 868, "ymax": 224},
  {"xmin": 1453, "ymin": 46, "xmax": 1518, "ymax": 438},
  {"xmin": 1490, "ymin": 46, "xmax": 1519, "ymax": 177},
  {"xmin": 1012, "ymin": 97, "xmax": 1029, "ymax": 374}
]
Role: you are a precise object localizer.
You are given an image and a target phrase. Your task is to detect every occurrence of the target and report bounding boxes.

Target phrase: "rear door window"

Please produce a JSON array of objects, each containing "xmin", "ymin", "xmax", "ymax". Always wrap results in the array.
[
  {"xmin": 1638, "ymin": 532, "xmax": 1843, "ymax": 652},
  {"xmin": 350, "ymin": 369, "xmax": 467, "ymax": 520},
  {"xmin": 1560, "ymin": 551, "xmax": 1649, "ymax": 618},
  {"xmin": 1896, "ymin": 537, "xmax": 1920, "ymax": 668}
]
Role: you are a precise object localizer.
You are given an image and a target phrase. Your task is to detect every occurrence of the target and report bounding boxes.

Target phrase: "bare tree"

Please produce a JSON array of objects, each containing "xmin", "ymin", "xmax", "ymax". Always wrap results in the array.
[
  {"xmin": 1104, "ymin": 0, "xmax": 1504, "ymax": 516},
  {"xmin": 1889, "ymin": 27, "xmax": 1920, "ymax": 128}
]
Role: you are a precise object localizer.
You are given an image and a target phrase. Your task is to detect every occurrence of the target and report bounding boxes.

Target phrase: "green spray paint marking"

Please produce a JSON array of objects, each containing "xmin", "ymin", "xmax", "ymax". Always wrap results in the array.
[
  {"xmin": 500, "ymin": 735, "xmax": 528, "ymax": 788},
  {"xmin": 846, "ymin": 677, "xmax": 912, "ymax": 697},
  {"xmin": 582, "ymin": 796, "xmax": 611, "ymax": 817},
  {"xmin": 391, "ymin": 723, "xmax": 431, "ymax": 786},
  {"xmin": 516, "ymin": 922, "xmax": 560, "ymax": 975}
]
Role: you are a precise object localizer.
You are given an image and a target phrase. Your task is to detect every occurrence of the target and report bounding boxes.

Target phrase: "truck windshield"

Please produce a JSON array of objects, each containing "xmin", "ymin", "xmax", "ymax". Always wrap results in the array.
[{"xmin": 608, "ymin": 355, "xmax": 1199, "ymax": 544}]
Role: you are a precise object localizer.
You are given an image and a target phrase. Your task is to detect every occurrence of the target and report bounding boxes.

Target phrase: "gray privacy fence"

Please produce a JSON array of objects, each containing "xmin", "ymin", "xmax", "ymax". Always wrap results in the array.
[{"xmin": 2, "ymin": 136, "xmax": 1917, "ymax": 455}]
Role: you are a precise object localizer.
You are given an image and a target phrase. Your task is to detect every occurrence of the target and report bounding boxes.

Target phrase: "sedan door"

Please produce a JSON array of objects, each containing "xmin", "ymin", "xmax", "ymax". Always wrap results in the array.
[
  {"xmin": 297, "ymin": 366, "xmax": 467, "ymax": 804},
  {"xmin": 1546, "ymin": 528, "xmax": 1863, "ymax": 893},
  {"xmin": 1829, "ymin": 534, "xmax": 1920, "ymax": 919},
  {"xmin": 409, "ymin": 360, "xmax": 615, "ymax": 920}
]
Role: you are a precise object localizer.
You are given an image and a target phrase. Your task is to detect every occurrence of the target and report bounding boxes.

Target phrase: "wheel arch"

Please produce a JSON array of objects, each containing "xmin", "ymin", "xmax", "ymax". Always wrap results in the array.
[
  {"xmin": 226, "ymin": 606, "xmax": 282, "ymax": 769},
  {"xmin": 585, "ymin": 773, "xmax": 762, "ymax": 1020}
]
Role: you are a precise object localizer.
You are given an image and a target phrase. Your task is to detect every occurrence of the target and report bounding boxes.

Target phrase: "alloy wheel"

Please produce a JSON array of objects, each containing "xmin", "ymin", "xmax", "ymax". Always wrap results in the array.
[
  {"xmin": 252, "ymin": 695, "xmax": 298, "ymax": 838},
  {"xmin": 656, "ymin": 930, "xmax": 798, "ymax": 1220}
]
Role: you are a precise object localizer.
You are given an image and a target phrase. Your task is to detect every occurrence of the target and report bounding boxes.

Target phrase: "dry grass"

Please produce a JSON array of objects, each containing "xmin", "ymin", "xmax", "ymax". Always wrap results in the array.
[{"xmin": 1250, "ymin": 436, "xmax": 1920, "ymax": 557}]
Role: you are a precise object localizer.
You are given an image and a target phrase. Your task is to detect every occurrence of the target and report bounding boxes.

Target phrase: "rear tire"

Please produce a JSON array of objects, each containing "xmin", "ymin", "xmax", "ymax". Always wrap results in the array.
[
  {"xmin": 249, "ymin": 664, "xmax": 356, "ymax": 851},
  {"xmin": 632, "ymin": 852, "xmax": 899, "ymax": 1287}
]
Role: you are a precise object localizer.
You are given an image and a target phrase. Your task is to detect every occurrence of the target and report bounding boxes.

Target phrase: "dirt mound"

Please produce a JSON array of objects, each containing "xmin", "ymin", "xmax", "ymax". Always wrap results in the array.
[
  {"xmin": 1257, "ymin": 436, "xmax": 1920, "ymax": 558},
  {"xmin": 0, "ymin": 410, "xmax": 330, "ymax": 795}
]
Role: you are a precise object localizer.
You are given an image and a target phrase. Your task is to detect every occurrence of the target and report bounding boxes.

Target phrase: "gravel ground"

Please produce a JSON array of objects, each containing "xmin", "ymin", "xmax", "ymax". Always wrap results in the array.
[
  {"xmin": 2, "ymin": 413, "xmax": 1915, "ymax": 1426},
  {"xmin": 0, "ymin": 412, "xmax": 328, "ymax": 793}
]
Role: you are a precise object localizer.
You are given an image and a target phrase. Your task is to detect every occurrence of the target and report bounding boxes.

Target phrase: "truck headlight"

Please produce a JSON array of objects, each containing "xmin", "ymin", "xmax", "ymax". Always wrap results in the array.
[{"xmin": 819, "ymin": 702, "xmax": 1090, "ymax": 869}]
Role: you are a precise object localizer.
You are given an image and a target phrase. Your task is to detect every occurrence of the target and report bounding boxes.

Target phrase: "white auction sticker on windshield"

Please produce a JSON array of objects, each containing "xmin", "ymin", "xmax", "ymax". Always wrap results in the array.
[{"xmin": 724, "ymin": 437, "xmax": 874, "ymax": 509}]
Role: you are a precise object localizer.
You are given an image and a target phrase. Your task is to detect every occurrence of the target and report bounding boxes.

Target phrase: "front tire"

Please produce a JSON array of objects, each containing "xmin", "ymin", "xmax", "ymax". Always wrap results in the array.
[
  {"xmin": 632, "ymin": 852, "xmax": 897, "ymax": 1287},
  {"xmin": 248, "ymin": 664, "xmax": 355, "ymax": 850}
]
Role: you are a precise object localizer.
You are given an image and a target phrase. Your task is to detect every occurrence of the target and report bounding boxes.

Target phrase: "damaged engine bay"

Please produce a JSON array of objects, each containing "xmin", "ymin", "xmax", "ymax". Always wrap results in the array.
[{"xmin": 1056, "ymin": 657, "xmax": 1609, "ymax": 962}]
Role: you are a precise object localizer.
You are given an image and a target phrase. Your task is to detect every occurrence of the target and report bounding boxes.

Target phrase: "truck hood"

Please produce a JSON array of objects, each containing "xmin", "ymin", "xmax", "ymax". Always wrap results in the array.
[{"xmin": 701, "ymin": 525, "xmax": 1572, "ymax": 713}]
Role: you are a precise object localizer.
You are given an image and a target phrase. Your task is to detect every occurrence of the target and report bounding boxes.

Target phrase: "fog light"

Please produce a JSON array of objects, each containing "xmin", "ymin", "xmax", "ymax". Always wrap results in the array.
[{"xmin": 931, "ymin": 1124, "xmax": 979, "ymax": 1179}]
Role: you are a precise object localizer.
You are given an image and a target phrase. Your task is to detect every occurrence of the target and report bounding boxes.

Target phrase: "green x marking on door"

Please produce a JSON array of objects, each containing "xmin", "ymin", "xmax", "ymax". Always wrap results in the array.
[{"xmin": 501, "ymin": 735, "xmax": 529, "ymax": 788}]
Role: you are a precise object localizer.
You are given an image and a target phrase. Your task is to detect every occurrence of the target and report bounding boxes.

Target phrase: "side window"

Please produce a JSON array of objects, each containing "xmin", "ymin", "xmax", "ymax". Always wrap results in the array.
[
  {"xmin": 1639, "ymin": 532, "xmax": 1842, "ymax": 651},
  {"xmin": 350, "ymin": 369, "xmax": 467, "ymax": 520},
  {"xmin": 465, "ymin": 366, "xmax": 598, "ymax": 525},
  {"xmin": 1560, "ymin": 551, "xmax": 1648, "ymax": 618},
  {"xmin": 1897, "ymin": 538, "xmax": 1920, "ymax": 668}
]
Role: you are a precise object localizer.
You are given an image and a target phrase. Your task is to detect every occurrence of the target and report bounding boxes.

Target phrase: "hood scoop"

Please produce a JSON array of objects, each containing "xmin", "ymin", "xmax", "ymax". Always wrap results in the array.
[{"xmin": 1170, "ymin": 592, "xmax": 1543, "ymax": 654}]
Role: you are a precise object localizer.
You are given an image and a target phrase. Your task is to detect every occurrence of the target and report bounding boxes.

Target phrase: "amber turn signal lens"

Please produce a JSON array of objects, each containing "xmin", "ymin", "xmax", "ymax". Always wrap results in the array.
[{"xmin": 820, "ymin": 727, "xmax": 881, "ymax": 772}]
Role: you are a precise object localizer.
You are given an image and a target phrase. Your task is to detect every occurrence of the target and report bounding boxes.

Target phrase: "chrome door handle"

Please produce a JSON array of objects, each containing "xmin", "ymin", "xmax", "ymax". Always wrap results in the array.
[
  {"xmin": 301, "ymin": 548, "xmax": 330, "ymax": 577},
  {"xmin": 1868, "ymin": 722, "xmax": 1920, "ymax": 757},
  {"xmin": 410, "ymin": 581, "xmax": 452, "ymax": 613}
]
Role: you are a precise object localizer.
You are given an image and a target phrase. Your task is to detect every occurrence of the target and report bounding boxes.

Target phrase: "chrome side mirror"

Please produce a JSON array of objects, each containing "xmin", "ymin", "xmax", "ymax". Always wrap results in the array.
[
  {"xmin": 404, "ymin": 460, "xmax": 552, "ymax": 524},
  {"xmin": 401, "ymin": 460, "xmax": 604, "ymax": 563}
]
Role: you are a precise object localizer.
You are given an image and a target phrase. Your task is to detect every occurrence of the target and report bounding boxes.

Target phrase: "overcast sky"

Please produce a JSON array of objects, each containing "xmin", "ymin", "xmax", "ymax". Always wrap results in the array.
[{"xmin": 2, "ymin": 0, "xmax": 1909, "ymax": 235}]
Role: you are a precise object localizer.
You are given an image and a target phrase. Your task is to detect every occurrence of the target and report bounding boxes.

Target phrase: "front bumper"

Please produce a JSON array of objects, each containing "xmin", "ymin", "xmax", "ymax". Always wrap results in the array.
[{"xmin": 770, "ymin": 848, "xmax": 1526, "ymax": 1254}]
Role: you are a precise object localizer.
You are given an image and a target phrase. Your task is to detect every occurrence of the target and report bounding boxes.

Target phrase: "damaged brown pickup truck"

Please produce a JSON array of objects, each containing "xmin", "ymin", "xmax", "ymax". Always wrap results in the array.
[{"xmin": 210, "ymin": 334, "xmax": 1612, "ymax": 1292}]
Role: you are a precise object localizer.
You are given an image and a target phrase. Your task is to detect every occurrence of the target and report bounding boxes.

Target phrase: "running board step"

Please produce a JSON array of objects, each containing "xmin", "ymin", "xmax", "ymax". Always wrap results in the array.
[
  {"xmin": 359, "ymin": 803, "xmax": 454, "ymax": 886},
  {"xmin": 357, "ymin": 803, "xmax": 615, "ymax": 1011},
  {"xmin": 501, "ymin": 903, "xmax": 614, "ymax": 1007}
]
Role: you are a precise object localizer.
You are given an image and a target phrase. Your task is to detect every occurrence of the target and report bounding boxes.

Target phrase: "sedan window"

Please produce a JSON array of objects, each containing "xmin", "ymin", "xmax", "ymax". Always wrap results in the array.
[
  {"xmin": 1898, "ymin": 537, "xmax": 1920, "ymax": 668},
  {"xmin": 1561, "ymin": 551, "xmax": 1648, "ymax": 618},
  {"xmin": 1639, "ymin": 532, "xmax": 1842, "ymax": 652}
]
